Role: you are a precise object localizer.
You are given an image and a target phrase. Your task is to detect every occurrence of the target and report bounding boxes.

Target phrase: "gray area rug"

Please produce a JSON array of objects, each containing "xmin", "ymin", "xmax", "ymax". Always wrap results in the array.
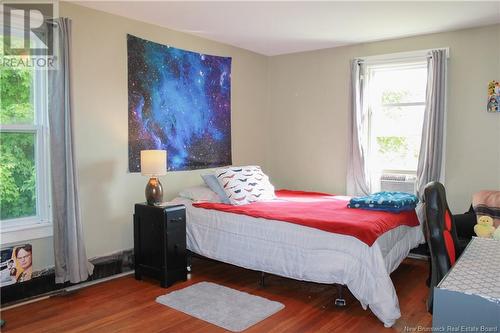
[{"xmin": 156, "ymin": 282, "xmax": 284, "ymax": 332}]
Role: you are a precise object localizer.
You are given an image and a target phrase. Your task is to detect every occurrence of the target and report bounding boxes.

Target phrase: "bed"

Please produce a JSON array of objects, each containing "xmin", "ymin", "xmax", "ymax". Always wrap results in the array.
[{"xmin": 171, "ymin": 190, "xmax": 425, "ymax": 327}]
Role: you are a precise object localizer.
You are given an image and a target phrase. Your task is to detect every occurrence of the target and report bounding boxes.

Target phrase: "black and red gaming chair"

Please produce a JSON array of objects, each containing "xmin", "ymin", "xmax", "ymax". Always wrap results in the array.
[{"xmin": 423, "ymin": 181, "xmax": 462, "ymax": 313}]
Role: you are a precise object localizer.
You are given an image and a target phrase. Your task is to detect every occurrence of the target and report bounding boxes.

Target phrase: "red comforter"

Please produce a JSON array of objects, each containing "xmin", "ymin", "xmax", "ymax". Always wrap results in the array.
[{"xmin": 192, "ymin": 190, "xmax": 420, "ymax": 246}]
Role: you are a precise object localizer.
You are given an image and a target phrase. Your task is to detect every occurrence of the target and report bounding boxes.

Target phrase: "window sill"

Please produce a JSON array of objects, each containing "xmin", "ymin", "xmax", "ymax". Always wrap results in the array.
[
  {"xmin": 382, "ymin": 169, "xmax": 417, "ymax": 175},
  {"xmin": 1, "ymin": 222, "xmax": 53, "ymax": 244}
]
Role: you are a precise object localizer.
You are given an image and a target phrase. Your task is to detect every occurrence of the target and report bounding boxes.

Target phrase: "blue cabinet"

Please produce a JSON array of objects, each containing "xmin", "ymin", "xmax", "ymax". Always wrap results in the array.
[{"xmin": 433, "ymin": 237, "xmax": 500, "ymax": 330}]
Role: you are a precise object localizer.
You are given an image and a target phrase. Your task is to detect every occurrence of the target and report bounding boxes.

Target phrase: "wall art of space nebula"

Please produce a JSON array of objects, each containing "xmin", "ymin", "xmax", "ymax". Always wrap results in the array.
[{"xmin": 127, "ymin": 34, "xmax": 232, "ymax": 172}]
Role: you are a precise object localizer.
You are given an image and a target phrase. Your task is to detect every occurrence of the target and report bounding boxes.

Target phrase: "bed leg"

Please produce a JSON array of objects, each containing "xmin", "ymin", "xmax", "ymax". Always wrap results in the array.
[
  {"xmin": 335, "ymin": 284, "xmax": 346, "ymax": 307},
  {"xmin": 259, "ymin": 272, "xmax": 265, "ymax": 287},
  {"xmin": 187, "ymin": 252, "xmax": 192, "ymax": 273}
]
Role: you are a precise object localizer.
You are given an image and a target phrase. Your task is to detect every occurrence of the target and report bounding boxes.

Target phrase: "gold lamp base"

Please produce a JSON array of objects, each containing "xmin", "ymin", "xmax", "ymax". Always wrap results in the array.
[{"xmin": 145, "ymin": 177, "xmax": 163, "ymax": 205}]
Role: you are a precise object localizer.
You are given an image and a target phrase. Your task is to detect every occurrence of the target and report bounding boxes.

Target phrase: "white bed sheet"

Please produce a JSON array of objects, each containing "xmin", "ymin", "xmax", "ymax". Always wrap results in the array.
[{"xmin": 173, "ymin": 197, "xmax": 425, "ymax": 327}]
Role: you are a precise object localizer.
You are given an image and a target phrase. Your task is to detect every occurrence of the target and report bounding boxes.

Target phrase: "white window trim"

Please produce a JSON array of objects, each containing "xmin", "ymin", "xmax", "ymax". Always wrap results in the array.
[
  {"xmin": 1, "ymin": 221, "xmax": 52, "ymax": 244},
  {"xmin": 356, "ymin": 48, "xmax": 449, "ymax": 192},
  {"xmin": 0, "ymin": 52, "xmax": 52, "ymax": 244},
  {"xmin": 362, "ymin": 51, "xmax": 430, "ymax": 191},
  {"xmin": 366, "ymin": 61, "xmax": 427, "ymax": 172},
  {"xmin": 358, "ymin": 48, "xmax": 450, "ymax": 65}
]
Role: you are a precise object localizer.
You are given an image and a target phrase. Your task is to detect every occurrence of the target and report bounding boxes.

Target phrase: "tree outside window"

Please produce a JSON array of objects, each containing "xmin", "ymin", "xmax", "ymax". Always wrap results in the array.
[{"xmin": 0, "ymin": 35, "xmax": 50, "ymax": 229}]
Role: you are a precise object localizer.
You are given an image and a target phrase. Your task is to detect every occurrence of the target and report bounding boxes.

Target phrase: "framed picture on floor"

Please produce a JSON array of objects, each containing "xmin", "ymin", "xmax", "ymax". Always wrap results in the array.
[{"xmin": 0, "ymin": 244, "xmax": 33, "ymax": 287}]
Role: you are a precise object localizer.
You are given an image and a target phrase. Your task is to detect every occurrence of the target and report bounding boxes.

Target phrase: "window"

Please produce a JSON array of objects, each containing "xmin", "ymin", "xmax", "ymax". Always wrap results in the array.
[
  {"xmin": 364, "ymin": 58, "xmax": 428, "ymax": 192},
  {"xmin": 0, "ymin": 34, "xmax": 51, "ymax": 242}
]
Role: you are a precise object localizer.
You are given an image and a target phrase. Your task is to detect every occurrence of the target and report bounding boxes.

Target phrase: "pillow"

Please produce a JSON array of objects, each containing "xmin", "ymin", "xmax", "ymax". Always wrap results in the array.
[
  {"xmin": 215, "ymin": 165, "xmax": 276, "ymax": 205},
  {"xmin": 201, "ymin": 174, "xmax": 231, "ymax": 204},
  {"xmin": 179, "ymin": 186, "xmax": 221, "ymax": 202}
]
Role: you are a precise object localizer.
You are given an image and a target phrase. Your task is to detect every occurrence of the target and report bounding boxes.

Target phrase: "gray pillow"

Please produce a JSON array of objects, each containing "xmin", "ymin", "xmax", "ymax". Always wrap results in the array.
[{"xmin": 201, "ymin": 174, "xmax": 231, "ymax": 204}]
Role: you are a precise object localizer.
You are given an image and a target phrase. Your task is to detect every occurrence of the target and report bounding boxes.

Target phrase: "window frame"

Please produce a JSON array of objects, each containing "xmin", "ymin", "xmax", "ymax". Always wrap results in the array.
[
  {"xmin": 1, "ymin": 30, "xmax": 52, "ymax": 243},
  {"xmin": 365, "ymin": 60, "xmax": 428, "ymax": 175}
]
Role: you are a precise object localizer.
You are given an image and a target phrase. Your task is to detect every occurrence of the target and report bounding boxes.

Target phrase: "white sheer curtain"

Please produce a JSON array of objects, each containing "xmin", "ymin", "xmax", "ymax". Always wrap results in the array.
[{"xmin": 346, "ymin": 59, "xmax": 370, "ymax": 196}]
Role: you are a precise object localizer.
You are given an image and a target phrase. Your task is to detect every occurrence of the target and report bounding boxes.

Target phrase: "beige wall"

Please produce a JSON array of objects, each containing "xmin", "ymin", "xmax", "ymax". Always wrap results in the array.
[
  {"xmin": 21, "ymin": 5, "xmax": 500, "ymax": 270},
  {"xmin": 28, "ymin": 2, "xmax": 269, "ymax": 269},
  {"xmin": 267, "ymin": 24, "xmax": 500, "ymax": 213}
]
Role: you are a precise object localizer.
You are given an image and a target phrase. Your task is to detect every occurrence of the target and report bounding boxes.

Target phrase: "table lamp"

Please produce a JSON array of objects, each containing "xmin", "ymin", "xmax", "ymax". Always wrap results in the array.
[{"xmin": 140, "ymin": 150, "xmax": 167, "ymax": 205}]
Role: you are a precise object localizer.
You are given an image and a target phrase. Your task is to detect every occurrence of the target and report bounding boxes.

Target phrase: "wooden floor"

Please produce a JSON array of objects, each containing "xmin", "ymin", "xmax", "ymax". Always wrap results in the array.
[{"xmin": 1, "ymin": 257, "xmax": 431, "ymax": 332}]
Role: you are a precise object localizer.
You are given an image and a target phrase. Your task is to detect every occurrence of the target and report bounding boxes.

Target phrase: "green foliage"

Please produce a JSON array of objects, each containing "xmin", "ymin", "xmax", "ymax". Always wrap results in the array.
[
  {"xmin": 376, "ymin": 136, "xmax": 408, "ymax": 156},
  {"xmin": 381, "ymin": 90, "xmax": 410, "ymax": 105},
  {"xmin": 0, "ymin": 57, "xmax": 37, "ymax": 220},
  {"xmin": 0, "ymin": 133, "xmax": 36, "ymax": 219},
  {"xmin": 0, "ymin": 66, "xmax": 33, "ymax": 124}
]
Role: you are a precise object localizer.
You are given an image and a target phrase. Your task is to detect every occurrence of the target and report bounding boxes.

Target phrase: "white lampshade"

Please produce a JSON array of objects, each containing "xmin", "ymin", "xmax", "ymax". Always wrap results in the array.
[{"xmin": 140, "ymin": 150, "xmax": 167, "ymax": 176}]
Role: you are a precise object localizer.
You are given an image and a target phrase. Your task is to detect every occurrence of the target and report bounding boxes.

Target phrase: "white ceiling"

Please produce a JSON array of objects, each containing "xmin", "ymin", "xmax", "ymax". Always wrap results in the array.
[{"xmin": 75, "ymin": 1, "xmax": 500, "ymax": 56}]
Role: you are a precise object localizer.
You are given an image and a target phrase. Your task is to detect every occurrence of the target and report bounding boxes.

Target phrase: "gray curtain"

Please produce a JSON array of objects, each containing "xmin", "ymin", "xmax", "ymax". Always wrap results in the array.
[
  {"xmin": 347, "ymin": 59, "xmax": 370, "ymax": 196},
  {"xmin": 416, "ymin": 49, "xmax": 447, "ymax": 199},
  {"xmin": 48, "ymin": 18, "xmax": 94, "ymax": 284}
]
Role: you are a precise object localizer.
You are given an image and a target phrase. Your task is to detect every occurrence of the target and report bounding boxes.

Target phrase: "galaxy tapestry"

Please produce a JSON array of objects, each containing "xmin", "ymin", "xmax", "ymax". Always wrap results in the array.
[{"xmin": 127, "ymin": 34, "xmax": 232, "ymax": 172}]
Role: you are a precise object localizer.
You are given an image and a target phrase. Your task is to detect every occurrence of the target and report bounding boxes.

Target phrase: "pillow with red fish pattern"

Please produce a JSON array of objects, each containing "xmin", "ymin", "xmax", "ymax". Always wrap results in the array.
[{"xmin": 215, "ymin": 166, "xmax": 276, "ymax": 205}]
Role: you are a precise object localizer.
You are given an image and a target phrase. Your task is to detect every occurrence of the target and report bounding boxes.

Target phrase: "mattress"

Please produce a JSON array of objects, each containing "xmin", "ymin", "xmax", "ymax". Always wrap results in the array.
[{"xmin": 172, "ymin": 197, "xmax": 425, "ymax": 327}]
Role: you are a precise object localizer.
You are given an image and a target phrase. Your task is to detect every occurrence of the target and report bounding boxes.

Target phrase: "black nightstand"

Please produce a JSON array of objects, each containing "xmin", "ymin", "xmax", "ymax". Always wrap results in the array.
[{"xmin": 133, "ymin": 203, "xmax": 187, "ymax": 287}]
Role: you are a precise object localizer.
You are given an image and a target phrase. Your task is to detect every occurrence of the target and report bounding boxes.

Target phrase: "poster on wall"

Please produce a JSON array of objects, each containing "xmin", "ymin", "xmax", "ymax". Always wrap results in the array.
[
  {"xmin": 0, "ymin": 244, "xmax": 33, "ymax": 287},
  {"xmin": 127, "ymin": 34, "xmax": 232, "ymax": 172},
  {"xmin": 487, "ymin": 80, "xmax": 500, "ymax": 113}
]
